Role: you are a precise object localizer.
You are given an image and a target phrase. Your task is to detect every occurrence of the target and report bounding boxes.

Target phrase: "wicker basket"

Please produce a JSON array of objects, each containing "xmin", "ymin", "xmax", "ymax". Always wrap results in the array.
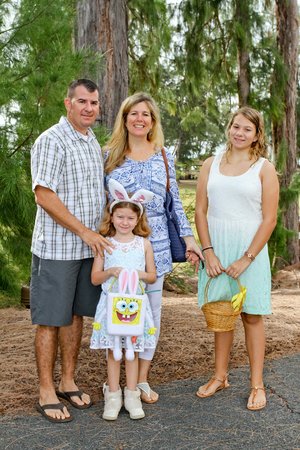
[{"xmin": 202, "ymin": 277, "xmax": 243, "ymax": 332}]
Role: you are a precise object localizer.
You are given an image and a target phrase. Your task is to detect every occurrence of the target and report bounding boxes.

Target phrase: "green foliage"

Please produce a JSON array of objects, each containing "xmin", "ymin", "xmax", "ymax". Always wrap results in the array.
[
  {"xmin": 128, "ymin": 0, "xmax": 171, "ymax": 94},
  {"xmin": 164, "ymin": 184, "xmax": 199, "ymax": 293},
  {"xmin": 268, "ymin": 211, "xmax": 294, "ymax": 271},
  {"xmin": 128, "ymin": 0, "xmax": 298, "ymax": 269},
  {"xmin": 269, "ymin": 51, "xmax": 289, "ymax": 125},
  {"xmin": 268, "ymin": 9, "xmax": 299, "ymax": 265},
  {"xmin": 165, "ymin": 261, "xmax": 197, "ymax": 294},
  {"xmin": 0, "ymin": 0, "xmax": 88, "ymax": 295},
  {"xmin": 280, "ymin": 172, "xmax": 300, "ymax": 206},
  {"xmin": 0, "ymin": 0, "xmax": 299, "ymax": 299},
  {"xmin": 0, "ymin": 291, "xmax": 20, "ymax": 308}
]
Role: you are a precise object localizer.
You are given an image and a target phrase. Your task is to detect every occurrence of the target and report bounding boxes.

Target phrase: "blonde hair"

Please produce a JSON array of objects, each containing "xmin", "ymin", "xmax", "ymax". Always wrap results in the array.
[
  {"xmin": 225, "ymin": 106, "xmax": 268, "ymax": 160},
  {"xmin": 100, "ymin": 202, "xmax": 151, "ymax": 238},
  {"xmin": 105, "ymin": 92, "xmax": 164, "ymax": 173}
]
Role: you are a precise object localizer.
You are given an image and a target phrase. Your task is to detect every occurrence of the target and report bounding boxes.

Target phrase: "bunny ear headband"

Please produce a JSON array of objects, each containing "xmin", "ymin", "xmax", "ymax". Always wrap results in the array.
[{"xmin": 108, "ymin": 179, "xmax": 154, "ymax": 214}]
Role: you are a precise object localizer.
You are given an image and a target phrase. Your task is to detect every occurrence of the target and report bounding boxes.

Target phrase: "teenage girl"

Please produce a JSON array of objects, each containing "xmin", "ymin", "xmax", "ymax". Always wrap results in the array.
[{"xmin": 195, "ymin": 107, "xmax": 279, "ymax": 410}]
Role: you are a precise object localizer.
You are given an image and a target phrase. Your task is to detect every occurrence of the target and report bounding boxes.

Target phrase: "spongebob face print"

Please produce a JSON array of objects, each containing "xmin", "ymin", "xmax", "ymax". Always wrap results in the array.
[
  {"xmin": 113, "ymin": 296, "xmax": 142, "ymax": 326},
  {"xmin": 107, "ymin": 269, "xmax": 147, "ymax": 339}
]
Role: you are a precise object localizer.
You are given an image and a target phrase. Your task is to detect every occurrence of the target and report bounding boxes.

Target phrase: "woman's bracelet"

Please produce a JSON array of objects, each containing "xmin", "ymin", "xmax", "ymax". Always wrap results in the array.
[
  {"xmin": 202, "ymin": 246, "xmax": 214, "ymax": 252},
  {"xmin": 244, "ymin": 251, "xmax": 255, "ymax": 262}
]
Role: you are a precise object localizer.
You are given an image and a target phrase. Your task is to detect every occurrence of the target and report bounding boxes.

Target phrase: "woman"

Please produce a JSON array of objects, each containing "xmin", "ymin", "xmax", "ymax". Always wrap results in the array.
[
  {"xmin": 104, "ymin": 92, "xmax": 202, "ymax": 403},
  {"xmin": 195, "ymin": 106, "xmax": 279, "ymax": 410}
]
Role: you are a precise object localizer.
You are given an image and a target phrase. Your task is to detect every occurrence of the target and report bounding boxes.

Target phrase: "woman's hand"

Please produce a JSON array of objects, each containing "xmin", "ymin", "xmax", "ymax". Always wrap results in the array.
[
  {"xmin": 204, "ymin": 250, "xmax": 225, "ymax": 278},
  {"xmin": 185, "ymin": 250, "xmax": 201, "ymax": 273},
  {"xmin": 183, "ymin": 236, "xmax": 204, "ymax": 273},
  {"xmin": 183, "ymin": 236, "xmax": 204, "ymax": 259},
  {"xmin": 225, "ymin": 256, "xmax": 251, "ymax": 279}
]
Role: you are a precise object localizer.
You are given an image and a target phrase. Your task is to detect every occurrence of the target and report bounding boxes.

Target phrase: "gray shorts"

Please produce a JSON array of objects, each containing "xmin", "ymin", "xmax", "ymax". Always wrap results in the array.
[{"xmin": 30, "ymin": 255, "xmax": 101, "ymax": 326}]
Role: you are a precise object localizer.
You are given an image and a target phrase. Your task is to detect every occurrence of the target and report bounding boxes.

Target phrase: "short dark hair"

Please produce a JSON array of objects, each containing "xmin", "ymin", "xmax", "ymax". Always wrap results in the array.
[{"xmin": 67, "ymin": 79, "xmax": 99, "ymax": 98}]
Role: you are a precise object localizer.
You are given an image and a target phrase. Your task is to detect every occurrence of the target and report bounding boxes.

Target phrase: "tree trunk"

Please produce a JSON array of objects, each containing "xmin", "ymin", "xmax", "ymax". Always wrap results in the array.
[
  {"xmin": 235, "ymin": 0, "xmax": 251, "ymax": 106},
  {"xmin": 273, "ymin": 0, "xmax": 299, "ymax": 264},
  {"xmin": 75, "ymin": 0, "xmax": 128, "ymax": 131}
]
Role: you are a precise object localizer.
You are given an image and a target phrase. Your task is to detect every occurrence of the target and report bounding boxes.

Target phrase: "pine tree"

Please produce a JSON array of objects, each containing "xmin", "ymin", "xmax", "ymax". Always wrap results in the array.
[
  {"xmin": 0, "ymin": 0, "xmax": 86, "ymax": 294},
  {"xmin": 271, "ymin": 0, "xmax": 299, "ymax": 265},
  {"xmin": 75, "ymin": 0, "xmax": 128, "ymax": 131}
]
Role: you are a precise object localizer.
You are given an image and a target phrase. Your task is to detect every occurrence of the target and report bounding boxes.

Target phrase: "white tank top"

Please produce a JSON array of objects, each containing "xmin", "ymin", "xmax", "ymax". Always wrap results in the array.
[{"xmin": 207, "ymin": 152, "xmax": 266, "ymax": 223}]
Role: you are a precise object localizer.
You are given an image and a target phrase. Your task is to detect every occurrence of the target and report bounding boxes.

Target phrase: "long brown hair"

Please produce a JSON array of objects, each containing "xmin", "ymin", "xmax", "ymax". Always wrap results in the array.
[
  {"xmin": 105, "ymin": 92, "xmax": 164, "ymax": 173},
  {"xmin": 225, "ymin": 106, "xmax": 268, "ymax": 160},
  {"xmin": 100, "ymin": 202, "xmax": 151, "ymax": 237}
]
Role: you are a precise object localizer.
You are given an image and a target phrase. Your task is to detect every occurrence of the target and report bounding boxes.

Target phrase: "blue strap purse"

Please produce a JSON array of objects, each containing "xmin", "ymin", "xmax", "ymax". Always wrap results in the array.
[{"xmin": 161, "ymin": 148, "xmax": 187, "ymax": 263}]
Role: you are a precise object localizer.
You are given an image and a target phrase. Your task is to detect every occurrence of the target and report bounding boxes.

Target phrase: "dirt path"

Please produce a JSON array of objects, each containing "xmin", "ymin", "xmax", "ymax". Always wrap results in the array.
[{"xmin": 1, "ymin": 288, "xmax": 299, "ymax": 416}]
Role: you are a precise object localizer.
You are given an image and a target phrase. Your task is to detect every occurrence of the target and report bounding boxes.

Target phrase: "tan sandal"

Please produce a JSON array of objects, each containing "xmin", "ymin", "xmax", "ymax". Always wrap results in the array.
[
  {"xmin": 137, "ymin": 382, "xmax": 159, "ymax": 404},
  {"xmin": 196, "ymin": 375, "xmax": 230, "ymax": 398},
  {"xmin": 247, "ymin": 386, "xmax": 266, "ymax": 411}
]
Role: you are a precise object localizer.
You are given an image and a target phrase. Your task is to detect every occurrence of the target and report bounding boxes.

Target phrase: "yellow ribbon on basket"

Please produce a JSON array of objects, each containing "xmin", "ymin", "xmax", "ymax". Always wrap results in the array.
[{"xmin": 231, "ymin": 286, "xmax": 247, "ymax": 312}]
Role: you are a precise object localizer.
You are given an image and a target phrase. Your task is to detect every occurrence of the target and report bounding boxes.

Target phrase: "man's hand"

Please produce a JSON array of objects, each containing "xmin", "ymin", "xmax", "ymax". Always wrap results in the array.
[
  {"xmin": 35, "ymin": 186, "xmax": 114, "ymax": 257},
  {"xmin": 80, "ymin": 229, "xmax": 114, "ymax": 257}
]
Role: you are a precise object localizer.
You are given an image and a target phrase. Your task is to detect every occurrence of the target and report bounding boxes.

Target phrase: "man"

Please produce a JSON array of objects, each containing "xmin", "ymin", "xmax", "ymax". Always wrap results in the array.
[{"xmin": 30, "ymin": 79, "xmax": 112, "ymax": 423}]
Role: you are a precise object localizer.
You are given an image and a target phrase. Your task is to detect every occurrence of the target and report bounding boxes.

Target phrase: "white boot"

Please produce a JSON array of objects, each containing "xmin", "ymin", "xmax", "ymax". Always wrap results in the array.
[
  {"xmin": 124, "ymin": 387, "xmax": 145, "ymax": 420},
  {"xmin": 102, "ymin": 383, "xmax": 122, "ymax": 421}
]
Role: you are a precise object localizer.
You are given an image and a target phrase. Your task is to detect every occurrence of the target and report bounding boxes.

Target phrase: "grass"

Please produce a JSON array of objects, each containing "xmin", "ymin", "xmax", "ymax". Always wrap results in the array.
[
  {"xmin": 0, "ymin": 291, "xmax": 20, "ymax": 308},
  {"xmin": 165, "ymin": 261, "xmax": 198, "ymax": 294},
  {"xmin": 164, "ymin": 182, "xmax": 199, "ymax": 294},
  {"xmin": 178, "ymin": 181, "xmax": 198, "ymax": 235}
]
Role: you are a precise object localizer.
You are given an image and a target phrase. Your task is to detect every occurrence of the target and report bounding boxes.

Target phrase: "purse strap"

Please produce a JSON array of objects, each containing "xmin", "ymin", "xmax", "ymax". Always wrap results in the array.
[{"xmin": 161, "ymin": 148, "xmax": 170, "ymax": 192}]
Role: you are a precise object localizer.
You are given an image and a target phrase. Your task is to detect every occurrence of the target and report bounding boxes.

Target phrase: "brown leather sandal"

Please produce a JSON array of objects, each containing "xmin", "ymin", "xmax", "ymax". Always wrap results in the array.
[
  {"xmin": 196, "ymin": 375, "xmax": 230, "ymax": 398},
  {"xmin": 247, "ymin": 386, "xmax": 266, "ymax": 411}
]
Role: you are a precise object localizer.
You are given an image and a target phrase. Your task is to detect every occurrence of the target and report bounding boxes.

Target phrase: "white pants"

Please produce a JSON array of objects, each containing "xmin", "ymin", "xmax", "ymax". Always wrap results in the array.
[{"xmin": 139, "ymin": 275, "xmax": 165, "ymax": 361}]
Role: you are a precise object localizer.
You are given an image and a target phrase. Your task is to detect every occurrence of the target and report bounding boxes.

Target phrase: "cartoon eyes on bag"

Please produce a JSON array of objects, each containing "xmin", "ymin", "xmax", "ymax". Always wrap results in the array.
[
  {"xmin": 116, "ymin": 301, "xmax": 128, "ymax": 312},
  {"xmin": 116, "ymin": 300, "xmax": 139, "ymax": 313},
  {"xmin": 127, "ymin": 301, "xmax": 139, "ymax": 313}
]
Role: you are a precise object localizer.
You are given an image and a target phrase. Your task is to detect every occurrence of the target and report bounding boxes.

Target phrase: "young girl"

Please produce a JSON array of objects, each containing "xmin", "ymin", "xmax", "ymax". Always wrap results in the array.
[
  {"xmin": 90, "ymin": 180, "xmax": 157, "ymax": 421},
  {"xmin": 195, "ymin": 107, "xmax": 279, "ymax": 411}
]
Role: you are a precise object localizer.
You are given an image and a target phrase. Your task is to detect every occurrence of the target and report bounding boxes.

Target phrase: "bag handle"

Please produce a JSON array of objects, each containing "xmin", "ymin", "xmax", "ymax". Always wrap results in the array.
[
  {"xmin": 161, "ymin": 148, "xmax": 170, "ymax": 192},
  {"xmin": 204, "ymin": 276, "xmax": 243, "ymax": 305},
  {"xmin": 108, "ymin": 276, "xmax": 145, "ymax": 295}
]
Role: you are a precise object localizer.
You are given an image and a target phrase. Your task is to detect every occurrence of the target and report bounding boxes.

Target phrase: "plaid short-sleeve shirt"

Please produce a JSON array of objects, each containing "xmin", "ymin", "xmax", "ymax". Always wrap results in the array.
[{"xmin": 31, "ymin": 116, "xmax": 105, "ymax": 260}]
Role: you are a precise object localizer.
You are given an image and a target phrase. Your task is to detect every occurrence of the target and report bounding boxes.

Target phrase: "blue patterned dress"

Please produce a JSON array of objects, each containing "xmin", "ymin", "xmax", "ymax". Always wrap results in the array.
[{"xmin": 105, "ymin": 149, "xmax": 193, "ymax": 277}]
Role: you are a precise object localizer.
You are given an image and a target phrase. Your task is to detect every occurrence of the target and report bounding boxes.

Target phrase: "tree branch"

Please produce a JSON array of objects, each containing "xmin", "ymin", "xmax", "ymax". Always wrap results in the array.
[{"xmin": 8, "ymin": 129, "xmax": 34, "ymax": 157}]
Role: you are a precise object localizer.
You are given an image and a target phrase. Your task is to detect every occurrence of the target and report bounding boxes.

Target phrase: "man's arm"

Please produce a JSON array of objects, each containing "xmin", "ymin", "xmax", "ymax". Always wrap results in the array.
[{"xmin": 35, "ymin": 185, "xmax": 112, "ymax": 256}]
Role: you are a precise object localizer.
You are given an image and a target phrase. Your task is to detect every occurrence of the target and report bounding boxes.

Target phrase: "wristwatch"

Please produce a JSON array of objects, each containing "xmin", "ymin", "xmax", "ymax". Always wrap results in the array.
[{"xmin": 244, "ymin": 251, "xmax": 255, "ymax": 262}]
